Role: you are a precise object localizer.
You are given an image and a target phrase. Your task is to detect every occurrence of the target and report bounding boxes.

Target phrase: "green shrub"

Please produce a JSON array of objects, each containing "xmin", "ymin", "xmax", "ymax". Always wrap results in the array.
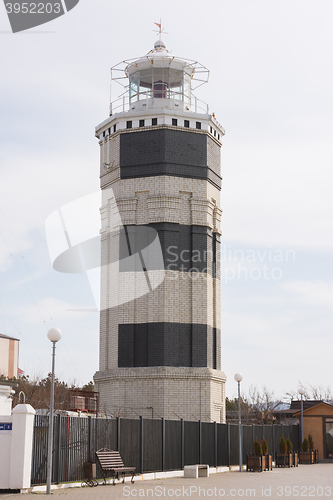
[
  {"xmin": 302, "ymin": 438, "xmax": 309, "ymax": 452},
  {"xmin": 286, "ymin": 438, "xmax": 293, "ymax": 452},
  {"xmin": 279, "ymin": 436, "xmax": 287, "ymax": 454},
  {"xmin": 308, "ymin": 434, "xmax": 314, "ymax": 450},
  {"xmin": 261, "ymin": 438, "xmax": 268, "ymax": 455},
  {"xmin": 253, "ymin": 439, "xmax": 263, "ymax": 456}
]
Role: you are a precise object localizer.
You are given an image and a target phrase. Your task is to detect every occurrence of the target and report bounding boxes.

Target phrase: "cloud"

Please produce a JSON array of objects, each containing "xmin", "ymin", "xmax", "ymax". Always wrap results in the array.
[
  {"xmin": 1, "ymin": 296, "xmax": 99, "ymax": 385},
  {"xmin": 15, "ymin": 297, "xmax": 95, "ymax": 325},
  {"xmin": 222, "ymin": 275, "xmax": 333, "ymax": 397},
  {"xmin": 0, "ymin": 148, "xmax": 99, "ymax": 268},
  {"xmin": 2, "ymin": 0, "xmax": 333, "ymax": 393},
  {"xmin": 281, "ymin": 280, "xmax": 333, "ymax": 308}
]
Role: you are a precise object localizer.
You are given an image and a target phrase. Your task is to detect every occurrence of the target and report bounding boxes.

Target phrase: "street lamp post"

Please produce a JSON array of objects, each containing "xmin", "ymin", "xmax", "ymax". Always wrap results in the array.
[
  {"xmin": 298, "ymin": 387, "xmax": 305, "ymax": 443},
  {"xmin": 234, "ymin": 373, "xmax": 243, "ymax": 472},
  {"xmin": 46, "ymin": 328, "xmax": 62, "ymax": 495}
]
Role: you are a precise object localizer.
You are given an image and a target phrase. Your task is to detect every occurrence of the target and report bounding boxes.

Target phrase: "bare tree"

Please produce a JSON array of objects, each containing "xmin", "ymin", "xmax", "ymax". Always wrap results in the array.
[
  {"xmin": 309, "ymin": 384, "xmax": 332, "ymax": 401},
  {"xmin": 227, "ymin": 385, "xmax": 282, "ymax": 424},
  {"xmin": 247, "ymin": 385, "xmax": 281, "ymax": 423},
  {"xmin": 6, "ymin": 373, "xmax": 79, "ymax": 411},
  {"xmin": 283, "ymin": 382, "xmax": 333, "ymax": 404}
]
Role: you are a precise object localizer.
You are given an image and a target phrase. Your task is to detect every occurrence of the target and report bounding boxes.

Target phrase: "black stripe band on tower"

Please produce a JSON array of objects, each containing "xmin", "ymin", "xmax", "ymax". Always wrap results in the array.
[
  {"xmin": 118, "ymin": 223, "xmax": 221, "ymax": 276},
  {"xmin": 119, "ymin": 128, "xmax": 222, "ymax": 189},
  {"xmin": 118, "ymin": 323, "xmax": 221, "ymax": 370}
]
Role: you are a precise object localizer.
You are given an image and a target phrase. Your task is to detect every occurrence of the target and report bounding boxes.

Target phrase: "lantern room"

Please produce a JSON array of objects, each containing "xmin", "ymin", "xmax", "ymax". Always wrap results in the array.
[
  {"xmin": 110, "ymin": 39, "xmax": 210, "ymax": 114},
  {"xmin": 127, "ymin": 39, "xmax": 193, "ymax": 106}
]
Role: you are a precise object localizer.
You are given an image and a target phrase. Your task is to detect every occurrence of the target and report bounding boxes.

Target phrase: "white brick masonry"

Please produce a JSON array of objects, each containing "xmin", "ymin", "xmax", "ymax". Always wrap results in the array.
[
  {"xmin": 95, "ymin": 123, "xmax": 225, "ymax": 424},
  {"xmin": 94, "ymin": 367, "xmax": 226, "ymax": 423},
  {"xmin": 100, "ymin": 176, "xmax": 222, "ymax": 233}
]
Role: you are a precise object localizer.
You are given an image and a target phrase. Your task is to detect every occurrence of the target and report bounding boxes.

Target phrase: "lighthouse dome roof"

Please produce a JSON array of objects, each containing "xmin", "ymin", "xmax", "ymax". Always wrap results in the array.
[
  {"xmin": 154, "ymin": 39, "xmax": 166, "ymax": 50},
  {"xmin": 126, "ymin": 41, "xmax": 188, "ymax": 77}
]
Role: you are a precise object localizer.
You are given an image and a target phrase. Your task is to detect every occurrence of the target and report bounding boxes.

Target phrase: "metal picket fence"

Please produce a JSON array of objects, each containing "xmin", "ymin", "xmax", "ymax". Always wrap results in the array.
[{"xmin": 31, "ymin": 415, "xmax": 299, "ymax": 486}]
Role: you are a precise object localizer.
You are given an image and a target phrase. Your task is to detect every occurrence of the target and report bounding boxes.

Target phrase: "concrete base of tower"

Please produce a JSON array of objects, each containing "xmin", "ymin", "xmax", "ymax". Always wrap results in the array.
[{"xmin": 94, "ymin": 367, "xmax": 227, "ymax": 423}]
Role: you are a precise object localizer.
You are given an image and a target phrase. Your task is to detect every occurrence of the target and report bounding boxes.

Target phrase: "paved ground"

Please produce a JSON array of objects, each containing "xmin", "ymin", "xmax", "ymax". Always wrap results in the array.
[{"xmin": 1, "ymin": 464, "xmax": 333, "ymax": 499}]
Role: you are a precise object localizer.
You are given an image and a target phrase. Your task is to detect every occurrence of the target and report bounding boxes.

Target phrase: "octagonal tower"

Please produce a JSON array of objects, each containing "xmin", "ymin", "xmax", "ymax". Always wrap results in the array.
[{"xmin": 94, "ymin": 36, "xmax": 226, "ymax": 422}]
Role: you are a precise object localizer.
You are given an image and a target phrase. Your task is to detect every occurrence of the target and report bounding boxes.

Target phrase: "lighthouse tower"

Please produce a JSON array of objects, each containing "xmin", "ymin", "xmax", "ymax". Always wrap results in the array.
[{"xmin": 93, "ymin": 32, "xmax": 226, "ymax": 422}]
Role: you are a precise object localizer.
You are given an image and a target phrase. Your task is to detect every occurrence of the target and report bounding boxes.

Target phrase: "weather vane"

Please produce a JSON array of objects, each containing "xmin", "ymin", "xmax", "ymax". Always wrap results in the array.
[{"xmin": 153, "ymin": 20, "xmax": 168, "ymax": 41}]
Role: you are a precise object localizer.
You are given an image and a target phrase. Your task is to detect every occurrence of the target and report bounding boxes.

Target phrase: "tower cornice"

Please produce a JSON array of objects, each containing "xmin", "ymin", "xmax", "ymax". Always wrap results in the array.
[{"xmin": 96, "ymin": 110, "xmax": 225, "ymax": 145}]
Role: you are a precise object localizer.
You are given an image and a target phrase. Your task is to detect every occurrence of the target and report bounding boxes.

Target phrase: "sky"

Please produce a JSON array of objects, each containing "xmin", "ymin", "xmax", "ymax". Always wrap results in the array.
[{"xmin": 0, "ymin": 0, "xmax": 333, "ymax": 401}]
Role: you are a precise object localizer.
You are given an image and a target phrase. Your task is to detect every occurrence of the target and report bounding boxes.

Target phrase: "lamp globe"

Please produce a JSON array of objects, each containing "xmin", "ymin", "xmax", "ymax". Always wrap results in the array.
[{"xmin": 47, "ymin": 328, "xmax": 62, "ymax": 343}]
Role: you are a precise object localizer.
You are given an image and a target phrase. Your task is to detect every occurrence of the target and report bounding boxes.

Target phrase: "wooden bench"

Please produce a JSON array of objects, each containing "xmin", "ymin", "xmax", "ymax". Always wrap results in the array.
[
  {"xmin": 95, "ymin": 448, "xmax": 136, "ymax": 485},
  {"xmin": 184, "ymin": 464, "xmax": 209, "ymax": 478}
]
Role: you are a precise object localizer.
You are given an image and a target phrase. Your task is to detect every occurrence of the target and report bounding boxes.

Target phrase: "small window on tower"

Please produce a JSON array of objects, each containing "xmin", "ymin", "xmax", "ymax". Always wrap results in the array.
[
  {"xmin": 214, "ymin": 130, "xmax": 216, "ymax": 137},
  {"xmin": 184, "ymin": 120, "xmax": 190, "ymax": 128},
  {"xmin": 218, "ymin": 134, "xmax": 220, "ymax": 140},
  {"xmin": 127, "ymin": 121, "xmax": 132, "ymax": 129},
  {"xmin": 210, "ymin": 126, "xmax": 213, "ymax": 134},
  {"xmin": 139, "ymin": 119, "xmax": 145, "ymax": 127},
  {"xmin": 196, "ymin": 122, "xmax": 201, "ymax": 129},
  {"xmin": 113, "ymin": 124, "xmax": 117, "ymax": 133},
  {"xmin": 103, "ymin": 131, "xmax": 106, "ymax": 137},
  {"xmin": 172, "ymin": 118, "xmax": 178, "ymax": 126},
  {"xmin": 108, "ymin": 128, "xmax": 111, "ymax": 135},
  {"xmin": 152, "ymin": 118, "xmax": 158, "ymax": 126}
]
